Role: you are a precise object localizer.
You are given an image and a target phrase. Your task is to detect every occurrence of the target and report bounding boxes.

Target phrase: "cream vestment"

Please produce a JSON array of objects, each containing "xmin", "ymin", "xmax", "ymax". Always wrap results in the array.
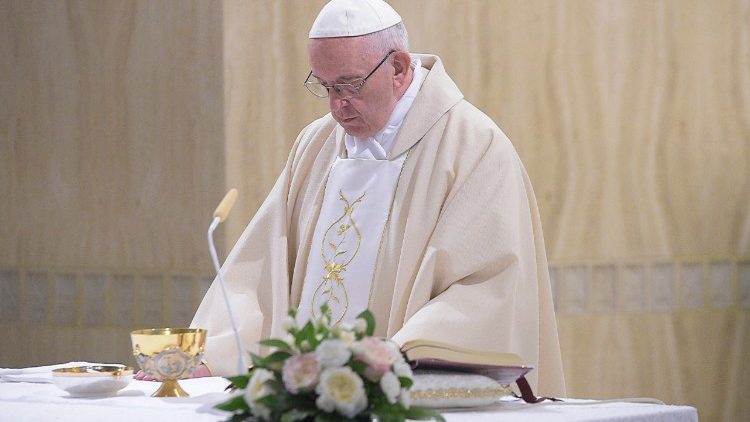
[{"xmin": 191, "ymin": 54, "xmax": 566, "ymax": 396}]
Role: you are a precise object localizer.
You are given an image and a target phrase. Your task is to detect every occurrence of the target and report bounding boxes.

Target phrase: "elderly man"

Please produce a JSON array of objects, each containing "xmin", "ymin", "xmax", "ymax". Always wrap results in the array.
[{"xmin": 190, "ymin": 0, "xmax": 565, "ymax": 396}]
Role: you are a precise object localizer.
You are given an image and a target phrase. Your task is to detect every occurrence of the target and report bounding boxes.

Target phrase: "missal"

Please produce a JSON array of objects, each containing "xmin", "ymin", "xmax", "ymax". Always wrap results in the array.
[{"xmin": 401, "ymin": 339, "xmax": 533, "ymax": 386}]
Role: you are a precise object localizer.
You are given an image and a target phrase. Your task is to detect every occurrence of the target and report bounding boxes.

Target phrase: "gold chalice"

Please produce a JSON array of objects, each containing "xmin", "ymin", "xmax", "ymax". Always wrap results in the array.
[{"xmin": 130, "ymin": 327, "xmax": 207, "ymax": 397}]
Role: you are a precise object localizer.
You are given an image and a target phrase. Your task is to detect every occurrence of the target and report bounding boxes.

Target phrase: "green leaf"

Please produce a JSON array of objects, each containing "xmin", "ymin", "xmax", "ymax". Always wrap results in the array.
[
  {"xmin": 404, "ymin": 406, "xmax": 446, "ymax": 421},
  {"xmin": 314, "ymin": 413, "xmax": 342, "ymax": 422},
  {"xmin": 314, "ymin": 414, "xmax": 329, "ymax": 422},
  {"xmin": 225, "ymin": 414, "xmax": 255, "ymax": 422},
  {"xmin": 298, "ymin": 321, "xmax": 315, "ymax": 340},
  {"xmin": 373, "ymin": 413, "xmax": 406, "ymax": 422},
  {"xmin": 349, "ymin": 359, "xmax": 367, "ymax": 374},
  {"xmin": 214, "ymin": 394, "xmax": 250, "ymax": 413},
  {"xmin": 356, "ymin": 309, "xmax": 376, "ymax": 336},
  {"xmin": 225, "ymin": 374, "xmax": 250, "ymax": 390},
  {"xmin": 297, "ymin": 320, "xmax": 319, "ymax": 349},
  {"xmin": 251, "ymin": 353, "xmax": 268, "ymax": 368},
  {"xmin": 319, "ymin": 303, "xmax": 331, "ymax": 321},
  {"xmin": 265, "ymin": 377, "xmax": 285, "ymax": 392},
  {"xmin": 256, "ymin": 393, "xmax": 286, "ymax": 412},
  {"xmin": 398, "ymin": 376, "xmax": 413, "ymax": 389},
  {"xmin": 280, "ymin": 409, "xmax": 314, "ymax": 422},
  {"xmin": 371, "ymin": 403, "xmax": 406, "ymax": 422},
  {"xmin": 259, "ymin": 338, "xmax": 293, "ymax": 353},
  {"xmin": 264, "ymin": 350, "xmax": 293, "ymax": 364}
]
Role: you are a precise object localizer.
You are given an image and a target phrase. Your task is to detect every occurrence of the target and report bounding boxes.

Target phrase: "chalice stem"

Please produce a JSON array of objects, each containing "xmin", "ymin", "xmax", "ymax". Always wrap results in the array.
[{"xmin": 152, "ymin": 379, "xmax": 190, "ymax": 397}]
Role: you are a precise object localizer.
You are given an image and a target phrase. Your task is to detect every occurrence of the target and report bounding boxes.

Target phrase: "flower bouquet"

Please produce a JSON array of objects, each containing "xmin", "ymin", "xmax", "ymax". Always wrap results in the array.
[{"xmin": 216, "ymin": 305, "xmax": 444, "ymax": 422}]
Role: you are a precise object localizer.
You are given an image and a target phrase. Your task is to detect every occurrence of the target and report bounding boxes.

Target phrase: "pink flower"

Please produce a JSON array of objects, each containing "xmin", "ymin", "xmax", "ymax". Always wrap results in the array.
[
  {"xmin": 353, "ymin": 337, "xmax": 399, "ymax": 382},
  {"xmin": 282, "ymin": 352, "xmax": 321, "ymax": 394}
]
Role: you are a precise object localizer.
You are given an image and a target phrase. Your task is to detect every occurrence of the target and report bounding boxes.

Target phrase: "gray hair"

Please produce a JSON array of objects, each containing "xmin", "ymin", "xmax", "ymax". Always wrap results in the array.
[{"xmin": 363, "ymin": 22, "xmax": 409, "ymax": 56}]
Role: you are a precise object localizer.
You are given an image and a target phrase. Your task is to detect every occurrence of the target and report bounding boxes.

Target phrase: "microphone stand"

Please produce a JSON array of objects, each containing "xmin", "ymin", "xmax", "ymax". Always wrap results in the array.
[{"xmin": 207, "ymin": 189, "xmax": 248, "ymax": 375}]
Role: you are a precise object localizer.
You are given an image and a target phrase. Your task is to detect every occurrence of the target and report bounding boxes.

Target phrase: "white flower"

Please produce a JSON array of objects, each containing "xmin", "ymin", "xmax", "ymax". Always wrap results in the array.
[
  {"xmin": 353, "ymin": 318, "xmax": 367, "ymax": 334},
  {"xmin": 338, "ymin": 329, "xmax": 356, "ymax": 347},
  {"xmin": 399, "ymin": 388, "xmax": 411, "ymax": 409},
  {"xmin": 315, "ymin": 339, "xmax": 351, "ymax": 368},
  {"xmin": 315, "ymin": 367, "xmax": 367, "ymax": 418},
  {"xmin": 282, "ymin": 316, "xmax": 297, "ymax": 331},
  {"xmin": 385, "ymin": 340, "xmax": 402, "ymax": 357},
  {"xmin": 393, "ymin": 360, "xmax": 413, "ymax": 379},
  {"xmin": 282, "ymin": 352, "xmax": 320, "ymax": 394},
  {"xmin": 315, "ymin": 391, "xmax": 336, "ymax": 413},
  {"xmin": 244, "ymin": 368, "xmax": 274, "ymax": 420},
  {"xmin": 300, "ymin": 340, "xmax": 311, "ymax": 352},
  {"xmin": 379, "ymin": 371, "xmax": 401, "ymax": 404},
  {"xmin": 332, "ymin": 323, "xmax": 355, "ymax": 342},
  {"xmin": 282, "ymin": 333, "xmax": 296, "ymax": 347}
]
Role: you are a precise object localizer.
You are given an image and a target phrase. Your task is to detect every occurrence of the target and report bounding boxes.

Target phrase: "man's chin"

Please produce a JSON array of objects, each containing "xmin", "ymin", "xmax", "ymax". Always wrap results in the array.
[{"xmin": 339, "ymin": 122, "xmax": 371, "ymax": 138}]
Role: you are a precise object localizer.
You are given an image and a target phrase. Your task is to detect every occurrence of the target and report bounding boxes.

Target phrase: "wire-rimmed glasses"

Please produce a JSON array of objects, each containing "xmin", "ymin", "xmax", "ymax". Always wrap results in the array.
[{"xmin": 303, "ymin": 50, "xmax": 396, "ymax": 99}]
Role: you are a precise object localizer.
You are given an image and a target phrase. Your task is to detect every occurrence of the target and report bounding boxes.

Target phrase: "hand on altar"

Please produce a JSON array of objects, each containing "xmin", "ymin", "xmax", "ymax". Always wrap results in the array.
[{"xmin": 133, "ymin": 363, "xmax": 212, "ymax": 381}]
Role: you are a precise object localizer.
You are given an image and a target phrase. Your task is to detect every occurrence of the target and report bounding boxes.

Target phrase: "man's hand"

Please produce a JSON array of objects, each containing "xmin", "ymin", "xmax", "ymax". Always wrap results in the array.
[{"xmin": 133, "ymin": 363, "xmax": 212, "ymax": 381}]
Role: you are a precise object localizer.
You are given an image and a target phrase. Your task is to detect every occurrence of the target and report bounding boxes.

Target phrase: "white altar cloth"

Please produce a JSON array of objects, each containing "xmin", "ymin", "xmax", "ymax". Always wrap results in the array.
[{"xmin": 0, "ymin": 376, "xmax": 698, "ymax": 422}]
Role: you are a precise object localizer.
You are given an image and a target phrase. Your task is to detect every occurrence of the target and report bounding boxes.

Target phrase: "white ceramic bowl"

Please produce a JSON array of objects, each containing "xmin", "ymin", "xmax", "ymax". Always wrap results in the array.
[{"xmin": 52, "ymin": 365, "xmax": 133, "ymax": 397}]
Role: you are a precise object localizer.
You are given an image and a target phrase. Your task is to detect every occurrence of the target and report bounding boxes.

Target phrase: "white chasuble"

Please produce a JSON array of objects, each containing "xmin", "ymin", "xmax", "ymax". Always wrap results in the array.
[
  {"xmin": 192, "ymin": 54, "xmax": 565, "ymax": 397},
  {"xmin": 297, "ymin": 154, "xmax": 407, "ymax": 325}
]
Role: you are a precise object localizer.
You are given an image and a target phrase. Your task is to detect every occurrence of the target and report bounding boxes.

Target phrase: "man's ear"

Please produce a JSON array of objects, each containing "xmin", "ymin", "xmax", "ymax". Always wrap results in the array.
[{"xmin": 392, "ymin": 51, "xmax": 412, "ymax": 88}]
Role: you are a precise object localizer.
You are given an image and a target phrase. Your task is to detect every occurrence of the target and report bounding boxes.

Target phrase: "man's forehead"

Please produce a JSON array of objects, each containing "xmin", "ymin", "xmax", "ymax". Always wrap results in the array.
[
  {"xmin": 308, "ymin": 38, "xmax": 373, "ymax": 81},
  {"xmin": 311, "ymin": 71, "xmax": 364, "ymax": 84}
]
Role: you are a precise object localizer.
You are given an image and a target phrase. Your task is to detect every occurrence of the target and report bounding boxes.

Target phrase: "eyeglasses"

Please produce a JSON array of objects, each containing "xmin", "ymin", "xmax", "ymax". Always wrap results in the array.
[{"xmin": 304, "ymin": 50, "xmax": 396, "ymax": 99}]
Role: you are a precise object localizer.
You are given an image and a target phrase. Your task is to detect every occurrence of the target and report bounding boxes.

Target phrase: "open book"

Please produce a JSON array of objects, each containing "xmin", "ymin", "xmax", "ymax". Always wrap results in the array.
[{"xmin": 401, "ymin": 339, "xmax": 533, "ymax": 386}]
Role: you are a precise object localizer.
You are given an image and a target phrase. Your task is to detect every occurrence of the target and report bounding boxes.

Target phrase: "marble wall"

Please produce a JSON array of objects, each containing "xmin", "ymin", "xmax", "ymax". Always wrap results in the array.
[
  {"xmin": 1, "ymin": 1, "xmax": 748, "ymax": 420},
  {"xmin": 1, "ymin": 0, "xmax": 226, "ymax": 271}
]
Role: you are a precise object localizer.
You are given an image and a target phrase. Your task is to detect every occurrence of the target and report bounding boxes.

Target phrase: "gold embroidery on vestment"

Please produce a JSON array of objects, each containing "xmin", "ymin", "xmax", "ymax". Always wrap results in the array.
[
  {"xmin": 367, "ymin": 149, "xmax": 412, "ymax": 311},
  {"xmin": 410, "ymin": 385, "xmax": 512, "ymax": 401},
  {"xmin": 311, "ymin": 190, "xmax": 365, "ymax": 323}
]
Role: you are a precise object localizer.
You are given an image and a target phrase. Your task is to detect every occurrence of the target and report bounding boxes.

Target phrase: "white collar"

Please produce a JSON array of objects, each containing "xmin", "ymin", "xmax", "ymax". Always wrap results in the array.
[{"xmin": 344, "ymin": 57, "xmax": 425, "ymax": 160}]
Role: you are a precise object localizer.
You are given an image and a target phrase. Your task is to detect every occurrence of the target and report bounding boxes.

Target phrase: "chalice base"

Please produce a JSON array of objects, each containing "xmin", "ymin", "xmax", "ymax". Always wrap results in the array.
[{"xmin": 152, "ymin": 379, "xmax": 190, "ymax": 397}]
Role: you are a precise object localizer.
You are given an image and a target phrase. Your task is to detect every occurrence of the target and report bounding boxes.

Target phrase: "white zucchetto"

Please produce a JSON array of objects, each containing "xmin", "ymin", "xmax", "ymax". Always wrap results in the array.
[{"xmin": 309, "ymin": 0, "xmax": 402, "ymax": 39}]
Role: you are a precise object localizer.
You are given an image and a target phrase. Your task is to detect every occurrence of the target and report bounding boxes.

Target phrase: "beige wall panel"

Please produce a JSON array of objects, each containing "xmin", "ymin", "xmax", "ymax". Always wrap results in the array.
[
  {"xmin": 226, "ymin": 0, "xmax": 749, "ymax": 260},
  {"xmin": 2, "ymin": 1, "xmax": 748, "ymax": 420},
  {"xmin": 0, "ymin": 3, "xmax": 19, "ymax": 267},
  {"xmin": 559, "ymin": 310, "xmax": 750, "ymax": 421},
  {"xmin": 222, "ymin": 1, "xmax": 330, "ymax": 247},
  {"xmin": 0, "ymin": 323, "xmax": 137, "ymax": 368},
  {"xmin": 389, "ymin": 0, "xmax": 750, "ymax": 262},
  {"xmin": 2, "ymin": 0, "xmax": 225, "ymax": 272}
]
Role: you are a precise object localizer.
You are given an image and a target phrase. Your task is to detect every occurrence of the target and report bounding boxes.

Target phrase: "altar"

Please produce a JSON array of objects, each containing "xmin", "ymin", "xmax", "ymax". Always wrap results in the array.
[{"xmin": 0, "ymin": 376, "xmax": 698, "ymax": 422}]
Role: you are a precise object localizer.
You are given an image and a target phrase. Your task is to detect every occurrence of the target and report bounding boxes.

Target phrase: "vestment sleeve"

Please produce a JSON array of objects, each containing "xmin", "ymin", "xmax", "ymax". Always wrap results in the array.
[
  {"xmin": 190, "ymin": 125, "xmax": 315, "ymax": 376},
  {"xmin": 391, "ymin": 136, "xmax": 565, "ymax": 396}
]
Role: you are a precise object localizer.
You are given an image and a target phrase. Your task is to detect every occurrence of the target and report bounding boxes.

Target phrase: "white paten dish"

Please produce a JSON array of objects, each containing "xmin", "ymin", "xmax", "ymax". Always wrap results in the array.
[{"xmin": 52, "ymin": 365, "xmax": 133, "ymax": 397}]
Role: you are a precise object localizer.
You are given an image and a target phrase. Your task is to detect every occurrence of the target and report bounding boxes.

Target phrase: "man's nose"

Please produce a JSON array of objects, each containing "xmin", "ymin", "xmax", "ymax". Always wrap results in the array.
[{"xmin": 328, "ymin": 91, "xmax": 348, "ymax": 112}]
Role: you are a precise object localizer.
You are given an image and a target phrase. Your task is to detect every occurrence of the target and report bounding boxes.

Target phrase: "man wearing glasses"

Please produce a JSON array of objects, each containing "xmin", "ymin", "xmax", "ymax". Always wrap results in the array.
[{"xmin": 192, "ymin": 0, "xmax": 565, "ymax": 397}]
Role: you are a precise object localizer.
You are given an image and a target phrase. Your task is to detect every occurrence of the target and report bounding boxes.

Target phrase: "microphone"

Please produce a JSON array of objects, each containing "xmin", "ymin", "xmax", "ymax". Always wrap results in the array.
[
  {"xmin": 207, "ymin": 188, "xmax": 247, "ymax": 374},
  {"xmin": 213, "ymin": 188, "xmax": 238, "ymax": 223}
]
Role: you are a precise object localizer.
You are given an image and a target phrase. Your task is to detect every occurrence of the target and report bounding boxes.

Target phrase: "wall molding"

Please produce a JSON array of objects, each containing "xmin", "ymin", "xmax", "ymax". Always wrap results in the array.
[
  {"xmin": 0, "ymin": 268, "xmax": 214, "ymax": 329},
  {"xmin": 549, "ymin": 258, "xmax": 750, "ymax": 315}
]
